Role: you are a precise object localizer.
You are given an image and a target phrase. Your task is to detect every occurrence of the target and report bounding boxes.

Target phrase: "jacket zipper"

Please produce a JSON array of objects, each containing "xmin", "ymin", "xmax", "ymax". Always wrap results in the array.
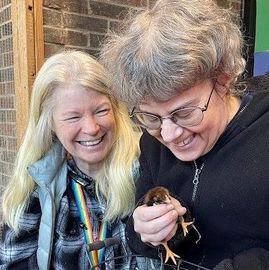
[
  {"xmin": 191, "ymin": 161, "xmax": 204, "ymax": 202},
  {"xmin": 190, "ymin": 96, "xmax": 249, "ymax": 203}
]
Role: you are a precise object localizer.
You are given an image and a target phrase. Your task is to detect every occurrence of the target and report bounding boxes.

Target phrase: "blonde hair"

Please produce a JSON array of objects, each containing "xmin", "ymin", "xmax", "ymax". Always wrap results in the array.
[
  {"xmin": 2, "ymin": 50, "xmax": 140, "ymax": 233},
  {"xmin": 100, "ymin": 0, "xmax": 246, "ymax": 105}
]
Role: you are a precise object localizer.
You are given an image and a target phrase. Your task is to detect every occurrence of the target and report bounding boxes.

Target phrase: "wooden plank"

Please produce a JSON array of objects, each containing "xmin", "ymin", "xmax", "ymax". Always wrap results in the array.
[
  {"xmin": 12, "ymin": 0, "xmax": 44, "ymax": 147},
  {"xmin": 34, "ymin": 0, "xmax": 45, "ymax": 71}
]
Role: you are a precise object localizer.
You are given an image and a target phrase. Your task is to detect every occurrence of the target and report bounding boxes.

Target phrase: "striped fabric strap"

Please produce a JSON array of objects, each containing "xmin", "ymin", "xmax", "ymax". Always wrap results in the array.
[{"xmin": 71, "ymin": 179, "xmax": 108, "ymax": 268}]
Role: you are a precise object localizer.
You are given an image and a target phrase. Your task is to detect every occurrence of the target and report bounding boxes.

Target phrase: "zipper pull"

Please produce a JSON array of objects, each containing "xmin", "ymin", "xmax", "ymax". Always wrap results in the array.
[{"xmin": 191, "ymin": 161, "xmax": 204, "ymax": 202}]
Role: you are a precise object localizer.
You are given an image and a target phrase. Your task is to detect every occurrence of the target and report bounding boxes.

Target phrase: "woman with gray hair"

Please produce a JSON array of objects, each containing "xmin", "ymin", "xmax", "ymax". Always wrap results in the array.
[{"xmin": 100, "ymin": 0, "xmax": 269, "ymax": 269}]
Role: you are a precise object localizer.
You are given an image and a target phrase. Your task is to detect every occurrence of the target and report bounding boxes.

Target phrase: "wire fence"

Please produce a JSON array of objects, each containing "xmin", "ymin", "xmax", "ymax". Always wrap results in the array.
[
  {"xmin": 91, "ymin": 256, "xmax": 211, "ymax": 270},
  {"xmin": 87, "ymin": 238, "xmax": 211, "ymax": 270}
]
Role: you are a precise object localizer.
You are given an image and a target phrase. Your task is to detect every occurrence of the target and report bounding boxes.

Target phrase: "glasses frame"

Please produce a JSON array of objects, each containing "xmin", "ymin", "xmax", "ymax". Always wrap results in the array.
[{"xmin": 130, "ymin": 80, "xmax": 216, "ymax": 130}]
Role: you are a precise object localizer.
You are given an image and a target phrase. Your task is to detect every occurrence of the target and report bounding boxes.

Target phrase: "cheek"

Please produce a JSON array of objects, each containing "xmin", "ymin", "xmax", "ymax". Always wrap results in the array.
[
  {"xmin": 53, "ymin": 124, "xmax": 64, "ymax": 139},
  {"xmin": 197, "ymin": 109, "xmax": 219, "ymax": 132},
  {"xmin": 145, "ymin": 128, "xmax": 161, "ymax": 138},
  {"xmin": 105, "ymin": 118, "xmax": 117, "ymax": 138},
  {"xmin": 54, "ymin": 123, "xmax": 76, "ymax": 143},
  {"xmin": 194, "ymin": 117, "xmax": 221, "ymax": 149}
]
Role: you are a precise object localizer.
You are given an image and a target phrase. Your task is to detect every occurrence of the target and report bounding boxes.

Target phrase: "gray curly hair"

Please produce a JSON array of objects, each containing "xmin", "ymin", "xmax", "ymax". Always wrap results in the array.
[{"xmin": 100, "ymin": 0, "xmax": 246, "ymax": 106}]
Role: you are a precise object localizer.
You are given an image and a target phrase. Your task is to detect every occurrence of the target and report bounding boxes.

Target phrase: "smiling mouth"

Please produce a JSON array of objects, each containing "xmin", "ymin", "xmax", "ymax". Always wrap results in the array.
[
  {"xmin": 78, "ymin": 135, "xmax": 104, "ymax": 147},
  {"xmin": 178, "ymin": 135, "xmax": 194, "ymax": 147}
]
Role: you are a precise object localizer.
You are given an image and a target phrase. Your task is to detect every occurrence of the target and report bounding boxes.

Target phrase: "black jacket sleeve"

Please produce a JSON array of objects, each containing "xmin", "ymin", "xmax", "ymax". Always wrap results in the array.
[
  {"xmin": 125, "ymin": 134, "xmax": 162, "ymax": 258},
  {"xmin": 125, "ymin": 214, "xmax": 162, "ymax": 259}
]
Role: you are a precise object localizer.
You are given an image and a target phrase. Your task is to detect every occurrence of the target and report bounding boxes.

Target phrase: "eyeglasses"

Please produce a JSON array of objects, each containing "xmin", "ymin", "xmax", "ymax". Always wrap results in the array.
[{"xmin": 130, "ymin": 81, "xmax": 216, "ymax": 130}]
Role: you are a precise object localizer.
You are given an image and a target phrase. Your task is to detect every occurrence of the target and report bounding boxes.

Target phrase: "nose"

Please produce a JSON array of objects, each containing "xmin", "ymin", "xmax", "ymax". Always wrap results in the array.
[
  {"xmin": 82, "ymin": 116, "xmax": 100, "ymax": 135},
  {"xmin": 160, "ymin": 119, "xmax": 184, "ymax": 143}
]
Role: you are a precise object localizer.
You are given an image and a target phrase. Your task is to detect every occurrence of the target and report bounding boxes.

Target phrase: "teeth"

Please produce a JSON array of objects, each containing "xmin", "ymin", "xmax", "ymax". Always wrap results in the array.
[
  {"xmin": 183, "ymin": 138, "xmax": 189, "ymax": 145},
  {"xmin": 180, "ymin": 136, "xmax": 193, "ymax": 146},
  {"xmin": 79, "ymin": 138, "xmax": 102, "ymax": 146}
]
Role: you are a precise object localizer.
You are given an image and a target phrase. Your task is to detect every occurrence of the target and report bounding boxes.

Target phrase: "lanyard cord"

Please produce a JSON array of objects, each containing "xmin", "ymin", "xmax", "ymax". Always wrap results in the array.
[{"xmin": 71, "ymin": 178, "xmax": 108, "ymax": 267}]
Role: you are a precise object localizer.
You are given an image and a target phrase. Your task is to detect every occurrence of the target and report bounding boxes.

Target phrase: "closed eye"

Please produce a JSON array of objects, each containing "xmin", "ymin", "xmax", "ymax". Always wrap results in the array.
[
  {"xmin": 63, "ymin": 116, "xmax": 80, "ymax": 122},
  {"xmin": 173, "ymin": 108, "xmax": 196, "ymax": 119},
  {"xmin": 96, "ymin": 108, "xmax": 110, "ymax": 116}
]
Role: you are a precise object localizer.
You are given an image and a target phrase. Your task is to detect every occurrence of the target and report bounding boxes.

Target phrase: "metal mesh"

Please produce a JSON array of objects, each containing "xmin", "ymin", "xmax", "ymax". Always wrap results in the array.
[
  {"xmin": 88, "ymin": 238, "xmax": 211, "ymax": 270},
  {"xmin": 0, "ymin": 0, "xmax": 14, "ymax": 222},
  {"xmin": 92, "ymin": 256, "xmax": 211, "ymax": 270}
]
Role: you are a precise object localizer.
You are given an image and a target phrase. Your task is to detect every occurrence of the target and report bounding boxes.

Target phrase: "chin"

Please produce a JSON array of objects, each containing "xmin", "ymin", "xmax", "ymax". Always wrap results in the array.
[{"xmin": 173, "ymin": 151, "xmax": 200, "ymax": 162}]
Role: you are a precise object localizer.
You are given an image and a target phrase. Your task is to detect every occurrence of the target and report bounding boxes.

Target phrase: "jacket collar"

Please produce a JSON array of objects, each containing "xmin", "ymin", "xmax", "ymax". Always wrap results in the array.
[{"xmin": 27, "ymin": 141, "xmax": 67, "ymax": 187}]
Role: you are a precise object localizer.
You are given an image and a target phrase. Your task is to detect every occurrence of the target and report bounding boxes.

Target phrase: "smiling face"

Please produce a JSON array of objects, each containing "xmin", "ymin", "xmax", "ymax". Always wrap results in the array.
[
  {"xmin": 139, "ymin": 79, "xmax": 240, "ymax": 161},
  {"xmin": 52, "ymin": 83, "xmax": 116, "ymax": 175}
]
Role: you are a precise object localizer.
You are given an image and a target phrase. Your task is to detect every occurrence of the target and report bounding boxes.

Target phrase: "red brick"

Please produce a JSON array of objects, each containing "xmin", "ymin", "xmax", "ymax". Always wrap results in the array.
[
  {"xmin": 44, "ymin": 0, "xmax": 88, "ymax": 13},
  {"xmin": 96, "ymin": 0, "xmax": 147, "ymax": 7},
  {"xmin": 43, "ymin": 8, "xmax": 62, "ymax": 27},
  {"xmin": 89, "ymin": 33, "xmax": 105, "ymax": 48},
  {"xmin": 44, "ymin": 43, "xmax": 65, "ymax": 58},
  {"xmin": 43, "ymin": 0, "xmax": 62, "ymax": 9},
  {"xmin": 89, "ymin": 2, "xmax": 129, "ymax": 20},
  {"xmin": 63, "ymin": 13, "xmax": 108, "ymax": 33}
]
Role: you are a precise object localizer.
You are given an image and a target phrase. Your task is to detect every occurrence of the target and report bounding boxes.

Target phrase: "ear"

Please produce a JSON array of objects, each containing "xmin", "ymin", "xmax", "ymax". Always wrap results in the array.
[
  {"xmin": 216, "ymin": 74, "xmax": 234, "ymax": 88},
  {"xmin": 215, "ymin": 74, "xmax": 234, "ymax": 97}
]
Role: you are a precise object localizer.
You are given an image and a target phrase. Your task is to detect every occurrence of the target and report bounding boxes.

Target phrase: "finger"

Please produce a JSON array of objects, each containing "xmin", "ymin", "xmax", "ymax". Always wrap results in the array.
[
  {"xmin": 136, "ymin": 211, "xmax": 179, "ymax": 242},
  {"xmin": 134, "ymin": 207, "xmax": 178, "ymax": 234},
  {"xmin": 140, "ymin": 221, "xmax": 177, "ymax": 243},
  {"xmin": 133, "ymin": 203, "xmax": 175, "ymax": 222},
  {"xmin": 170, "ymin": 197, "xmax": 187, "ymax": 216},
  {"xmin": 163, "ymin": 224, "xmax": 178, "ymax": 242}
]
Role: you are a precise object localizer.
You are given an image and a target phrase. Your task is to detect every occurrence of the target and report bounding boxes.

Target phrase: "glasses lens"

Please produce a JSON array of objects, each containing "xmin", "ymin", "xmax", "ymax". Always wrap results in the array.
[
  {"xmin": 133, "ymin": 113, "xmax": 161, "ymax": 129},
  {"xmin": 172, "ymin": 107, "xmax": 203, "ymax": 127}
]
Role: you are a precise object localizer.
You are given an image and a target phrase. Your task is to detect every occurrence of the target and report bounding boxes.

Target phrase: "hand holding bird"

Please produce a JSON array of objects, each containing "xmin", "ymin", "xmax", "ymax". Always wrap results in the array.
[{"xmin": 143, "ymin": 186, "xmax": 201, "ymax": 265}]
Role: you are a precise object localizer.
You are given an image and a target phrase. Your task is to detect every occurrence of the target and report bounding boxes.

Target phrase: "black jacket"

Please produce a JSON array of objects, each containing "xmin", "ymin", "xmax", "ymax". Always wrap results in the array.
[{"xmin": 126, "ymin": 74, "xmax": 269, "ymax": 270}]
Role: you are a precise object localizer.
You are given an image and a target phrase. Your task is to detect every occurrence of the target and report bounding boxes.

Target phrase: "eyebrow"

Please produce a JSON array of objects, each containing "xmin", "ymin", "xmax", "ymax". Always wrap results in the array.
[
  {"xmin": 173, "ymin": 99, "xmax": 198, "ymax": 110},
  {"xmin": 139, "ymin": 97, "xmax": 200, "ymax": 114},
  {"xmin": 61, "ymin": 111, "xmax": 79, "ymax": 117},
  {"xmin": 60, "ymin": 101, "xmax": 111, "ymax": 115}
]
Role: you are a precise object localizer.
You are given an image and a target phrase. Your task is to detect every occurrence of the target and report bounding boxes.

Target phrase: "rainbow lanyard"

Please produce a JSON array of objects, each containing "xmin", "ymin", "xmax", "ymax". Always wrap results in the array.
[{"xmin": 71, "ymin": 179, "xmax": 108, "ymax": 267}]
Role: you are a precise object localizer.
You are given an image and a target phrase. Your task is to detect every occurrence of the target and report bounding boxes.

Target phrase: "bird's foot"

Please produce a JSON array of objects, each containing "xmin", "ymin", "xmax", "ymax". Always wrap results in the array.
[
  {"xmin": 192, "ymin": 224, "xmax": 202, "ymax": 244},
  {"xmin": 181, "ymin": 220, "xmax": 194, "ymax": 236},
  {"xmin": 162, "ymin": 242, "xmax": 180, "ymax": 265}
]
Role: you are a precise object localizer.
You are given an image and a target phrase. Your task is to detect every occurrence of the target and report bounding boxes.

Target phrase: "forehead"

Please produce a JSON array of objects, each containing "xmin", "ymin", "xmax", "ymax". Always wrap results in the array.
[
  {"xmin": 139, "ymin": 81, "xmax": 210, "ymax": 113},
  {"xmin": 53, "ymin": 84, "xmax": 110, "ymax": 108}
]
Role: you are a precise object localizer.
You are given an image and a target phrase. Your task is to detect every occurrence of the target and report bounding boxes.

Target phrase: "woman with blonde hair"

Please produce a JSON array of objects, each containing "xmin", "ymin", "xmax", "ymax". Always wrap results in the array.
[{"xmin": 0, "ymin": 50, "xmax": 142, "ymax": 269}]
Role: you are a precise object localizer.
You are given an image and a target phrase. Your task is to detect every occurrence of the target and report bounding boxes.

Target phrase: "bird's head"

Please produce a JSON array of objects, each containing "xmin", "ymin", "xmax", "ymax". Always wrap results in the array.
[{"xmin": 144, "ymin": 187, "xmax": 171, "ymax": 206}]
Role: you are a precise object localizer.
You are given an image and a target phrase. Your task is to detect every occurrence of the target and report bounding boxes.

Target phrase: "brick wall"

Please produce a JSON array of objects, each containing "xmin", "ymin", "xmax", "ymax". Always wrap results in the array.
[
  {"xmin": 43, "ymin": 0, "xmax": 241, "ymax": 58},
  {"xmin": 43, "ymin": 0, "xmax": 155, "ymax": 58},
  {"xmin": 0, "ymin": 0, "xmax": 241, "ymax": 221},
  {"xmin": 0, "ymin": 0, "xmax": 15, "ymax": 214}
]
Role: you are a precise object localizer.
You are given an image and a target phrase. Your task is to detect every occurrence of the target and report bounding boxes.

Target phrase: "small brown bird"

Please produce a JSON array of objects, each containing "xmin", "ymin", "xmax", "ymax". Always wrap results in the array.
[{"xmin": 144, "ymin": 186, "xmax": 201, "ymax": 265}]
